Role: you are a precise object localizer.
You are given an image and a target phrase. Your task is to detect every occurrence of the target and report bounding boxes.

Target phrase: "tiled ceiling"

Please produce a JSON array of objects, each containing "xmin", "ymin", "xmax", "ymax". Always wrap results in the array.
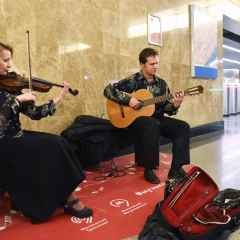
[
  {"xmin": 223, "ymin": 37, "xmax": 240, "ymax": 70},
  {"xmin": 223, "ymin": 15, "xmax": 240, "ymax": 73}
]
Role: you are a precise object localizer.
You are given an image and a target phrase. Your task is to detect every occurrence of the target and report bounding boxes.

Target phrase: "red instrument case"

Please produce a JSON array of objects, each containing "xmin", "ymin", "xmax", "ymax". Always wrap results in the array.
[{"xmin": 161, "ymin": 166, "xmax": 240, "ymax": 239}]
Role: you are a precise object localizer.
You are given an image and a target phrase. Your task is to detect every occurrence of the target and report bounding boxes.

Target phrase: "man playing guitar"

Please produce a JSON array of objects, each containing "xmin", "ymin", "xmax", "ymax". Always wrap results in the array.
[{"xmin": 104, "ymin": 48, "xmax": 190, "ymax": 184}]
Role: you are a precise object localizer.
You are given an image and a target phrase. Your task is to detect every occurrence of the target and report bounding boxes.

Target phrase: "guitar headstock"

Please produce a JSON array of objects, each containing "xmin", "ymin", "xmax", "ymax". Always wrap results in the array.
[{"xmin": 185, "ymin": 85, "xmax": 204, "ymax": 96}]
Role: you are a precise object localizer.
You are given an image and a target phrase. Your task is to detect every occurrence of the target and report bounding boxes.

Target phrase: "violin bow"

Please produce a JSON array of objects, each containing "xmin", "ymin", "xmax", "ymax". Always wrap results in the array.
[{"xmin": 26, "ymin": 30, "xmax": 33, "ymax": 92}]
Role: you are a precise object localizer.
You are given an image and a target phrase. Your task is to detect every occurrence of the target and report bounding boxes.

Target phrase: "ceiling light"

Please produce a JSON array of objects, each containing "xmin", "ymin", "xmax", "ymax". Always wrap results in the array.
[
  {"xmin": 223, "ymin": 58, "xmax": 240, "ymax": 65},
  {"xmin": 223, "ymin": 44, "xmax": 240, "ymax": 53},
  {"xmin": 223, "ymin": 68, "xmax": 239, "ymax": 72},
  {"xmin": 128, "ymin": 24, "xmax": 146, "ymax": 38},
  {"xmin": 59, "ymin": 42, "xmax": 91, "ymax": 55}
]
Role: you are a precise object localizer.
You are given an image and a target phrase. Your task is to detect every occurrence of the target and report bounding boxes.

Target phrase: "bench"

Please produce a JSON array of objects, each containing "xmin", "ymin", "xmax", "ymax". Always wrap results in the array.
[{"xmin": 61, "ymin": 115, "xmax": 224, "ymax": 169}]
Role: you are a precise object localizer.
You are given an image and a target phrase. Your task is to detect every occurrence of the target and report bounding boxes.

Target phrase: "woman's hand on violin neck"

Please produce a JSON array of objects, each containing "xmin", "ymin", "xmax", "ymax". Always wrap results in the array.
[
  {"xmin": 62, "ymin": 81, "xmax": 70, "ymax": 94},
  {"xmin": 53, "ymin": 81, "xmax": 70, "ymax": 105},
  {"xmin": 16, "ymin": 92, "xmax": 36, "ymax": 103}
]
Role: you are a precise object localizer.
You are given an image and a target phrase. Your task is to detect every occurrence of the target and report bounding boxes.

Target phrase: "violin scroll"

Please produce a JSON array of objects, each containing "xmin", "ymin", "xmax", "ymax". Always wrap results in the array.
[{"xmin": 69, "ymin": 88, "xmax": 79, "ymax": 96}]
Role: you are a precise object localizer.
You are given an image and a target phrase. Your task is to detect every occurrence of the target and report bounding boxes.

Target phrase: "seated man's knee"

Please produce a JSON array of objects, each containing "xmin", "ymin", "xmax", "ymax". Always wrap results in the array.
[
  {"xmin": 133, "ymin": 116, "xmax": 160, "ymax": 133},
  {"xmin": 182, "ymin": 121, "xmax": 190, "ymax": 130},
  {"xmin": 179, "ymin": 121, "xmax": 190, "ymax": 134},
  {"xmin": 141, "ymin": 117, "xmax": 160, "ymax": 130}
]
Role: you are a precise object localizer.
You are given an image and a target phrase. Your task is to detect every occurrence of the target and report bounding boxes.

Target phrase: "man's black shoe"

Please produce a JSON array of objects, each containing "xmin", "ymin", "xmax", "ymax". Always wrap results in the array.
[
  {"xmin": 144, "ymin": 169, "xmax": 160, "ymax": 184},
  {"xmin": 168, "ymin": 168, "xmax": 186, "ymax": 181}
]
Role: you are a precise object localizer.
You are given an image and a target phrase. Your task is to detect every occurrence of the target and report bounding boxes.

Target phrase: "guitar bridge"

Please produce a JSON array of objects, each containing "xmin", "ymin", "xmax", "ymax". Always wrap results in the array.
[{"xmin": 119, "ymin": 105, "xmax": 125, "ymax": 118}]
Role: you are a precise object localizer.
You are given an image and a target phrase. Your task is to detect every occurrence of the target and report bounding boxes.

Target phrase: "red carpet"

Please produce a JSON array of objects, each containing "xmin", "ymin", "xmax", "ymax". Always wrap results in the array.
[{"xmin": 0, "ymin": 153, "xmax": 173, "ymax": 240}]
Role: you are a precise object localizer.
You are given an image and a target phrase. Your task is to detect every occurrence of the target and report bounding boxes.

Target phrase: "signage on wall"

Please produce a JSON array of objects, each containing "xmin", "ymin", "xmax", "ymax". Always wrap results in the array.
[
  {"xmin": 147, "ymin": 14, "xmax": 162, "ymax": 47},
  {"xmin": 190, "ymin": 5, "xmax": 218, "ymax": 80}
]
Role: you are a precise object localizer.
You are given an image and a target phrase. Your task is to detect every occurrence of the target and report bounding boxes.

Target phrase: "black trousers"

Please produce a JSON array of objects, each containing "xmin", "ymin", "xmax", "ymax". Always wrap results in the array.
[{"xmin": 129, "ymin": 116, "xmax": 190, "ymax": 171}]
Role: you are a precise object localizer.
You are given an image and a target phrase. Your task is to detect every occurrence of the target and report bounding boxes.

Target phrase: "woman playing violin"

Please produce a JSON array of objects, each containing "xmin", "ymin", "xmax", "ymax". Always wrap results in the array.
[{"xmin": 0, "ymin": 42, "xmax": 93, "ymax": 223}]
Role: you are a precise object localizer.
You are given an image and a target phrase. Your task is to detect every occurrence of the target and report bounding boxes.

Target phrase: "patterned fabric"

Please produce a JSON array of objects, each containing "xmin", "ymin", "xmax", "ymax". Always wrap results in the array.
[
  {"xmin": 0, "ymin": 90, "xmax": 56, "ymax": 138},
  {"xmin": 103, "ymin": 71, "xmax": 179, "ymax": 117}
]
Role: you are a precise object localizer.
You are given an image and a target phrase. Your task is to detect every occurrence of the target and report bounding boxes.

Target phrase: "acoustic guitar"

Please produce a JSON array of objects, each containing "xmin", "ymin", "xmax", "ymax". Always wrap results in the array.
[{"xmin": 106, "ymin": 85, "xmax": 204, "ymax": 128}]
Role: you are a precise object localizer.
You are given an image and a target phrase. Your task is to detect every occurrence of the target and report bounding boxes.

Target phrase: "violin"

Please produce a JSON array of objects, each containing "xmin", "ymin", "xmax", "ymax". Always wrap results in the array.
[
  {"xmin": 0, "ymin": 72, "xmax": 79, "ymax": 96},
  {"xmin": 0, "ymin": 31, "xmax": 78, "ymax": 96}
]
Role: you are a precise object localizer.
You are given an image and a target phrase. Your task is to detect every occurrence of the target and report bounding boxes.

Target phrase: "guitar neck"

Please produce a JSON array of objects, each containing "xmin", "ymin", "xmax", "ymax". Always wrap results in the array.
[
  {"xmin": 143, "ymin": 90, "xmax": 189, "ymax": 107},
  {"xmin": 143, "ymin": 95, "xmax": 166, "ymax": 106}
]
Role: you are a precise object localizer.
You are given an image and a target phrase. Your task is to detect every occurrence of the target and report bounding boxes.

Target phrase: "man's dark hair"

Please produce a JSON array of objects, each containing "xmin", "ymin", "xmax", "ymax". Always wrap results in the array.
[
  {"xmin": 139, "ymin": 47, "xmax": 158, "ymax": 64},
  {"xmin": 0, "ymin": 42, "xmax": 13, "ymax": 55}
]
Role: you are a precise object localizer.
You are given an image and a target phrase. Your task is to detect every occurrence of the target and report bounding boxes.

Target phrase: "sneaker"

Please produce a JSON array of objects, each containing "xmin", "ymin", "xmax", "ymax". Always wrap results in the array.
[{"xmin": 144, "ymin": 169, "xmax": 160, "ymax": 184}]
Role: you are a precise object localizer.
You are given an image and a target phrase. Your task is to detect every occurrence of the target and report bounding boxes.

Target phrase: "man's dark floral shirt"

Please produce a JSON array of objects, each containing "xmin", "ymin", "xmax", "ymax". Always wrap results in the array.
[{"xmin": 104, "ymin": 71, "xmax": 179, "ymax": 118}]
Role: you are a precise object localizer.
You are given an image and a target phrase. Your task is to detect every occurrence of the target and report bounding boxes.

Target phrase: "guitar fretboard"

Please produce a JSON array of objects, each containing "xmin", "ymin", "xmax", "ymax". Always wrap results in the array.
[
  {"xmin": 143, "ymin": 95, "xmax": 167, "ymax": 106},
  {"xmin": 142, "ymin": 89, "xmax": 190, "ymax": 107}
]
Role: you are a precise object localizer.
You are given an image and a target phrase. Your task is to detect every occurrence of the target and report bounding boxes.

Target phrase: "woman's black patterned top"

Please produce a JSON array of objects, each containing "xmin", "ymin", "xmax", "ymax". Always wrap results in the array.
[{"xmin": 0, "ymin": 90, "xmax": 56, "ymax": 138}]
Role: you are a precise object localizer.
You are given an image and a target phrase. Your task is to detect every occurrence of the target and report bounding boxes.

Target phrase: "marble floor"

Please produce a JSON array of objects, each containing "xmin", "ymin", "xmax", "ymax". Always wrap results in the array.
[
  {"xmin": 191, "ymin": 115, "xmax": 240, "ymax": 190},
  {"xmin": 125, "ymin": 114, "xmax": 240, "ymax": 240}
]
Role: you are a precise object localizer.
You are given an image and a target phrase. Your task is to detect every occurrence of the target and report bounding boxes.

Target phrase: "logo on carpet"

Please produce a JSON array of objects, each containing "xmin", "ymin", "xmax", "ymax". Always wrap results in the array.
[
  {"xmin": 0, "ymin": 215, "xmax": 12, "ymax": 231},
  {"xmin": 71, "ymin": 216, "xmax": 93, "ymax": 224},
  {"xmin": 110, "ymin": 199, "xmax": 130, "ymax": 208},
  {"xmin": 110, "ymin": 199, "xmax": 147, "ymax": 215},
  {"xmin": 121, "ymin": 202, "xmax": 147, "ymax": 215},
  {"xmin": 71, "ymin": 217, "xmax": 109, "ymax": 232},
  {"xmin": 135, "ymin": 183, "xmax": 163, "ymax": 196}
]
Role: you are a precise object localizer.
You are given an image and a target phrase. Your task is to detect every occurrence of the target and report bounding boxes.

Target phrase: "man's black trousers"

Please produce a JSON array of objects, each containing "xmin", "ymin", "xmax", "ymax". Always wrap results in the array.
[{"xmin": 129, "ymin": 116, "xmax": 190, "ymax": 171}]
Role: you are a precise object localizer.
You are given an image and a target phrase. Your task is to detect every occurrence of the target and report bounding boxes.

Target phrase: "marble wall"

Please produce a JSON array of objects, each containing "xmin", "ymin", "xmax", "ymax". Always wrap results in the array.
[{"xmin": 0, "ymin": 0, "xmax": 237, "ymax": 133}]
